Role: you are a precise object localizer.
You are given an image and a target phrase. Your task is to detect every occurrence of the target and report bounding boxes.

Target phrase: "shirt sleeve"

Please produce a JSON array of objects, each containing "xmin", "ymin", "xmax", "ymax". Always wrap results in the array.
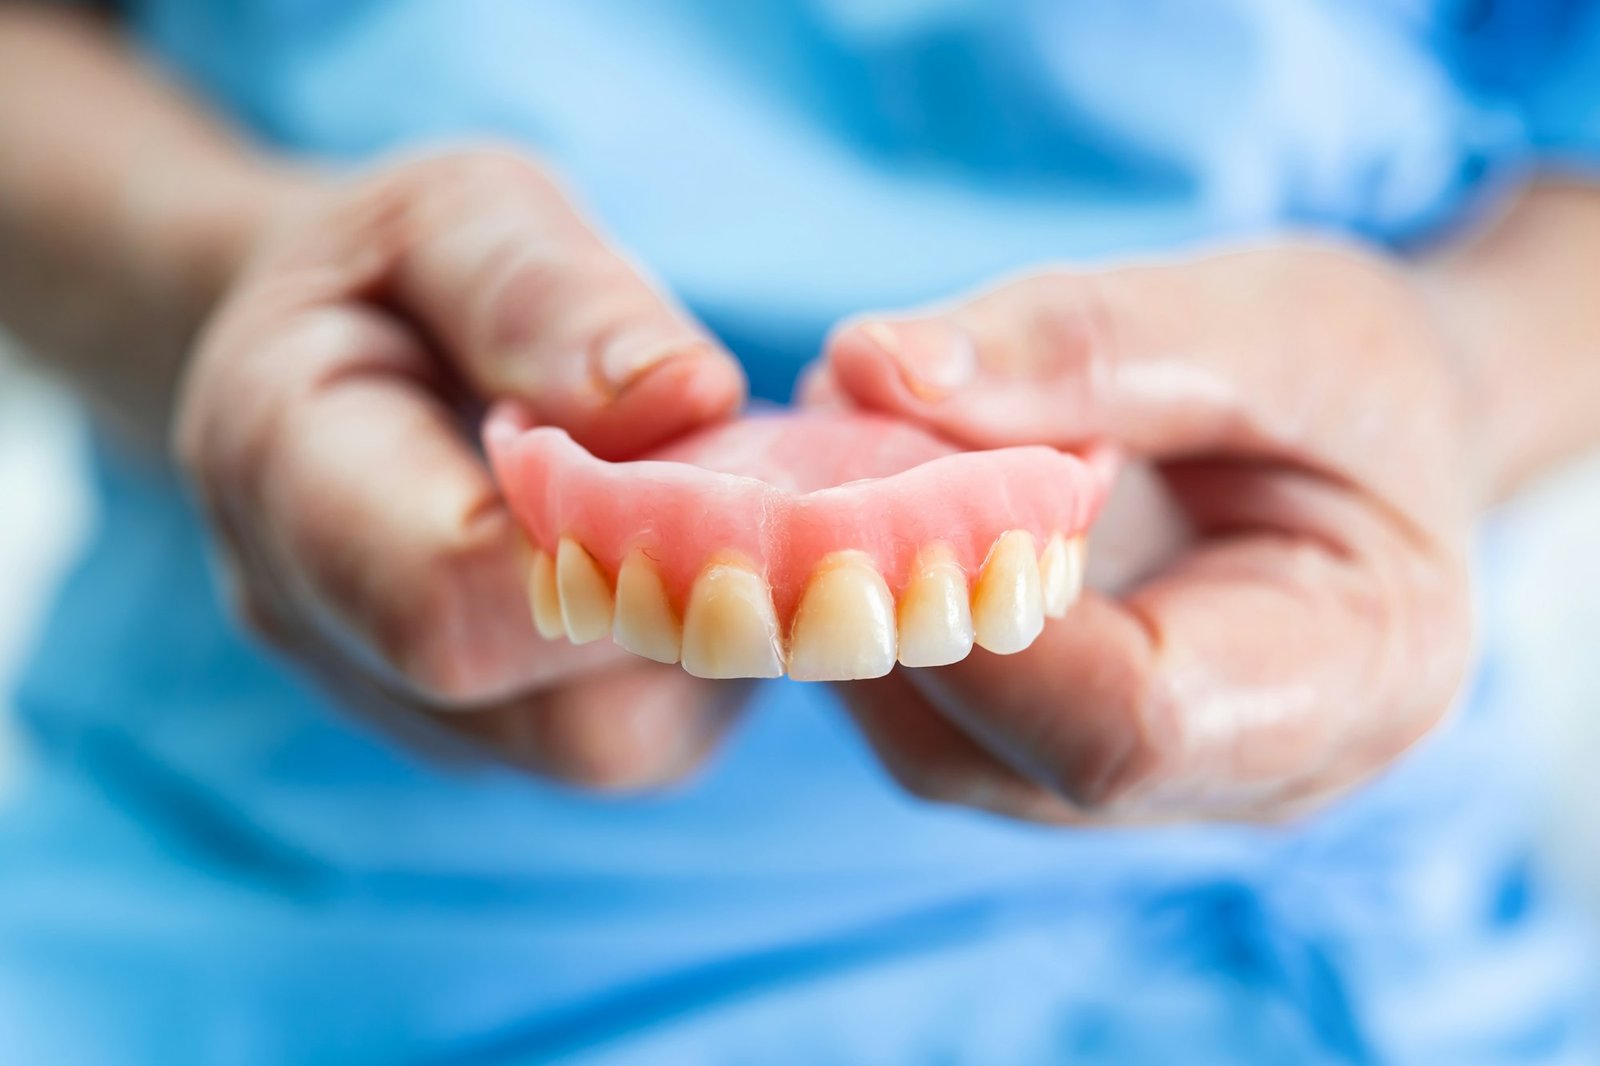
[
  {"xmin": 1518, "ymin": 0, "xmax": 1600, "ymax": 168},
  {"xmin": 1439, "ymin": 0, "xmax": 1600, "ymax": 174}
]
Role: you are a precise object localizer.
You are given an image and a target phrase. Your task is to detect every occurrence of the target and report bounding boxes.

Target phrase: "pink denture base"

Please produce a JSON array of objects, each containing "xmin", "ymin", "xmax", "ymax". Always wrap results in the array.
[{"xmin": 484, "ymin": 403, "xmax": 1113, "ymax": 627}]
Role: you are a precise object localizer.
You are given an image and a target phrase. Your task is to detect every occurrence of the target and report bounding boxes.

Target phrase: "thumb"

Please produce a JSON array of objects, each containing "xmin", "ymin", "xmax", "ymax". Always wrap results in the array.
[
  {"xmin": 383, "ymin": 151, "xmax": 746, "ymax": 460},
  {"xmin": 824, "ymin": 267, "xmax": 1235, "ymax": 455},
  {"xmin": 822, "ymin": 249, "xmax": 1460, "ymax": 530}
]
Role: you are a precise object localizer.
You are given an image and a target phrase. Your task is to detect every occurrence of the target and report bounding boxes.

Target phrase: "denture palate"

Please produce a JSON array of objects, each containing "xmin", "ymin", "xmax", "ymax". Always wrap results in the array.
[{"xmin": 523, "ymin": 530, "xmax": 1086, "ymax": 680}]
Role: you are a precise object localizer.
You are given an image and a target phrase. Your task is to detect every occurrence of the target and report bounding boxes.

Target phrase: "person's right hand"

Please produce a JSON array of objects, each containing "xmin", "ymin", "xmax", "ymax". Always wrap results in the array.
[
  {"xmin": 175, "ymin": 149, "xmax": 749, "ymax": 787},
  {"xmin": 810, "ymin": 245, "xmax": 1480, "ymax": 823}
]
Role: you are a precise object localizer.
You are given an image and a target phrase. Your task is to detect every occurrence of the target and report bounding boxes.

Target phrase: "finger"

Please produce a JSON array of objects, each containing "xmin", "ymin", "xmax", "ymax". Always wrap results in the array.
[
  {"xmin": 269, "ymin": 360, "xmax": 752, "ymax": 785},
  {"xmin": 824, "ymin": 251, "xmax": 1464, "ymax": 531},
  {"xmin": 254, "ymin": 596, "xmax": 743, "ymax": 791},
  {"xmin": 794, "ymin": 358, "xmax": 848, "ymax": 409},
  {"xmin": 431, "ymin": 664, "xmax": 749, "ymax": 790},
  {"xmin": 841, "ymin": 668, "xmax": 1347, "ymax": 828},
  {"xmin": 192, "ymin": 300, "xmax": 626, "ymax": 704},
  {"xmin": 838, "ymin": 671, "xmax": 1083, "ymax": 824},
  {"xmin": 175, "ymin": 151, "xmax": 751, "ymax": 770},
  {"xmin": 384, "ymin": 151, "xmax": 746, "ymax": 459},
  {"xmin": 895, "ymin": 476, "xmax": 1471, "ymax": 818}
]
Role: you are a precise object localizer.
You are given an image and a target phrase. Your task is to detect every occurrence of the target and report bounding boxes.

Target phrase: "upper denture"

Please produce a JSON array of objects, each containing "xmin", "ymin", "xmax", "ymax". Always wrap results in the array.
[{"xmin": 486, "ymin": 403, "xmax": 1111, "ymax": 677}]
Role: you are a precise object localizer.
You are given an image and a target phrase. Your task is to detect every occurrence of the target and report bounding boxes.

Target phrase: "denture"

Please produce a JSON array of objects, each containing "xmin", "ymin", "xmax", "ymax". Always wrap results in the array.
[{"xmin": 486, "ymin": 404, "xmax": 1110, "ymax": 680}]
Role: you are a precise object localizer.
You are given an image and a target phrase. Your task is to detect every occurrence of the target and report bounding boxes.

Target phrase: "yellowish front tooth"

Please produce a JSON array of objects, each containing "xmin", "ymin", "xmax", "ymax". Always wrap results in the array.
[
  {"xmin": 680, "ymin": 558, "xmax": 784, "ymax": 679},
  {"xmin": 787, "ymin": 552, "xmax": 897, "ymax": 681},
  {"xmin": 527, "ymin": 548, "xmax": 566, "ymax": 640},
  {"xmin": 1067, "ymin": 535, "xmax": 1086, "ymax": 608},
  {"xmin": 972, "ymin": 530, "xmax": 1044, "ymax": 654},
  {"xmin": 612, "ymin": 548, "xmax": 680, "ymax": 664},
  {"xmin": 897, "ymin": 543, "xmax": 974, "ymax": 668},
  {"xmin": 1039, "ymin": 533, "xmax": 1085, "ymax": 618},
  {"xmin": 556, "ymin": 536, "xmax": 613, "ymax": 644}
]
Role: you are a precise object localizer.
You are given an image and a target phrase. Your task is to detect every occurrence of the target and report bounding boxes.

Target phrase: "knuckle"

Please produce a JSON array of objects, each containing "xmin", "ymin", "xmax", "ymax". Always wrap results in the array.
[
  {"xmin": 484, "ymin": 247, "xmax": 615, "ymax": 350},
  {"xmin": 396, "ymin": 146, "xmax": 580, "ymax": 245},
  {"xmin": 536, "ymin": 711, "xmax": 698, "ymax": 792},
  {"xmin": 1001, "ymin": 267, "xmax": 1127, "ymax": 385},
  {"xmin": 398, "ymin": 145, "xmax": 561, "ymax": 202},
  {"xmin": 1267, "ymin": 242, "xmax": 1440, "ymax": 378},
  {"xmin": 486, "ymin": 254, "xmax": 675, "ymax": 384},
  {"xmin": 1057, "ymin": 271, "xmax": 1126, "ymax": 369},
  {"xmin": 458, "ymin": 147, "xmax": 565, "ymax": 198}
]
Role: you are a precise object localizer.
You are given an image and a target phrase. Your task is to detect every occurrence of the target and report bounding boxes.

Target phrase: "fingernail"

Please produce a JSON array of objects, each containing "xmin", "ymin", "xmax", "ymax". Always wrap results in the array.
[
  {"xmin": 862, "ymin": 320, "xmax": 976, "ymax": 401},
  {"xmin": 597, "ymin": 327, "xmax": 707, "ymax": 393}
]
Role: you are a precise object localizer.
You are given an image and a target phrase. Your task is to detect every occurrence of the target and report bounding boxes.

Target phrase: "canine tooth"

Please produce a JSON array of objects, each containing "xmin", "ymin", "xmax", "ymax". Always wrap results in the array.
[
  {"xmin": 556, "ymin": 536, "xmax": 614, "ymax": 644},
  {"xmin": 527, "ymin": 549, "xmax": 566, "ymax": 640},
  {"xmin": 972, "ymin": 530, "xmax": 1045, "ymax": 654},
  {"xmin": 787, "ymin": 552, "xmax": 897, "ymax": 681},
  {"xmin": 612, "ymin": 548, "xmax": 680, "ymax": 664},
  {"xmin": 1039, "ymin": 533, "xmax": 1084, "ymax": 618},
  {"xmin": 897, "ymin": 543, "xmax": 974, "ymax": 668},
  {"xmin": 680, "ymin": 559, "xmax": 784, "ymax": 679}
]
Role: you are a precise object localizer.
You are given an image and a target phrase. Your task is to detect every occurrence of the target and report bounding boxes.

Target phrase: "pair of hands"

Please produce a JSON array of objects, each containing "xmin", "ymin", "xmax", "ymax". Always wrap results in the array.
[{"xmin": 176, "ymin": 150, "xmax": 1475, "ymax": 823}]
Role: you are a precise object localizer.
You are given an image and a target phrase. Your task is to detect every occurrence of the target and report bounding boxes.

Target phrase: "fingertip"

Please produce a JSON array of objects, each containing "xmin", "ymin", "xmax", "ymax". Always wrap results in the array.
[
  {"xmin": 579, "ymin": 343, "xmax": 746, "ymax": 460},
  {"xmin": 829, "ymin": 317, "xmax": 976, "ymax": 407},
  {"xmin": 671, "ymin": 341, "xmax": 749, "ymax": 418},
  {"xmin": 828, "ymin": 312, "xmax": 1093, "ymax": 452},
  {"xmin": 825, "ymin": 321, "xmax": 919, "ymax": 416},
  {"xmin": 793, "ymin": 360, "xmax": 845, "ymax": 409}
]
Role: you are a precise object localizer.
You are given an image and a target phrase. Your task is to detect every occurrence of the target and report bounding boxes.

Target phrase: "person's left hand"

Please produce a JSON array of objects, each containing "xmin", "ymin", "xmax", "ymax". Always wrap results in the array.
[{"xmin": 809, "ymin": 243, "xmax": 1478, "ymax": 823}]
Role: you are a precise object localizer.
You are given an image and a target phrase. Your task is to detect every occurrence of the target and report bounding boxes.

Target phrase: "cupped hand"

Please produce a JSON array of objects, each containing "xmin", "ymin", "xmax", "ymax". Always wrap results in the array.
[
  {"xmin": 175, "ymin": 149, "xmax": 749, "ymax": 787},
  {"xmin": 816, "ymin": 244, "xmax": 1478, "ymax": 822}
]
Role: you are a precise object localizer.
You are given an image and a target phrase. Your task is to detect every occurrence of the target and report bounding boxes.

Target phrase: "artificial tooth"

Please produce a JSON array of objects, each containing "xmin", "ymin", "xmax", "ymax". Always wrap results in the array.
[
  {"xmin": 1039, "ymin": 532, "xmax": 1085, "ymax": 618},
  {"xmin": 1066, "ymin": 536, "xmax": 1086, "ymax": 608},
  {"xmin": 896, "ymin": 543, "xmax": 974, "ymax": 668},
  {"xmin": 680, "ymin": 558, "xmax": 784, "ymax": 679},
  {"xmin": 527, "ymin": 548, "xmax": 566, "ymax": 640},
  {"xmin": 556, "ymin": 536, "xmax": 614, "ymax": 644},
  {"xmin": 612, "ymin": 548, "xmax": 681, "ymax": 664},
  {"xmin": 971, "ymin": 530, "xmax": 1045, "ymax": 654},
  {"xmin": 787, "ymin": 552, "xmax": 897, "ymax": 681}
]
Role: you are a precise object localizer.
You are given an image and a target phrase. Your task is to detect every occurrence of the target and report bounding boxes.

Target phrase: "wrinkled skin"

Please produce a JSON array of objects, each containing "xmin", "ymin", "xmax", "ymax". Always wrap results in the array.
[
  {"xmin": 177, "ymin": 150, "xmax": 752, "ymax": 788},
  {"xmin": 179, "ymin": 150, "xmax": 1475, "ymax": 819},
  {"xmin": 814, "ymin": 251, "xmax": 1476, "ymax": 822}
]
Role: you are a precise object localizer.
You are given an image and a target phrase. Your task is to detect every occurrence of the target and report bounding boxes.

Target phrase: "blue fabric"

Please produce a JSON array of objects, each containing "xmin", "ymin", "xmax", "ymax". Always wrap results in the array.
[
  {"xmin": 5, "ymin": 2, "xmax": 1600, "ymax": 1062},
  {"xmin": 1438, "ymin": 0, "xmax": 1600, "ymax": 170}
]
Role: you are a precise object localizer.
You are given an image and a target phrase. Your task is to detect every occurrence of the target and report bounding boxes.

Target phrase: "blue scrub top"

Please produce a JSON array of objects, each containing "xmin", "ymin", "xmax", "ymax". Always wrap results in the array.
[{"xmin": 5, "ymin": 2, "xmax": 1600, "ymax": 1063}]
